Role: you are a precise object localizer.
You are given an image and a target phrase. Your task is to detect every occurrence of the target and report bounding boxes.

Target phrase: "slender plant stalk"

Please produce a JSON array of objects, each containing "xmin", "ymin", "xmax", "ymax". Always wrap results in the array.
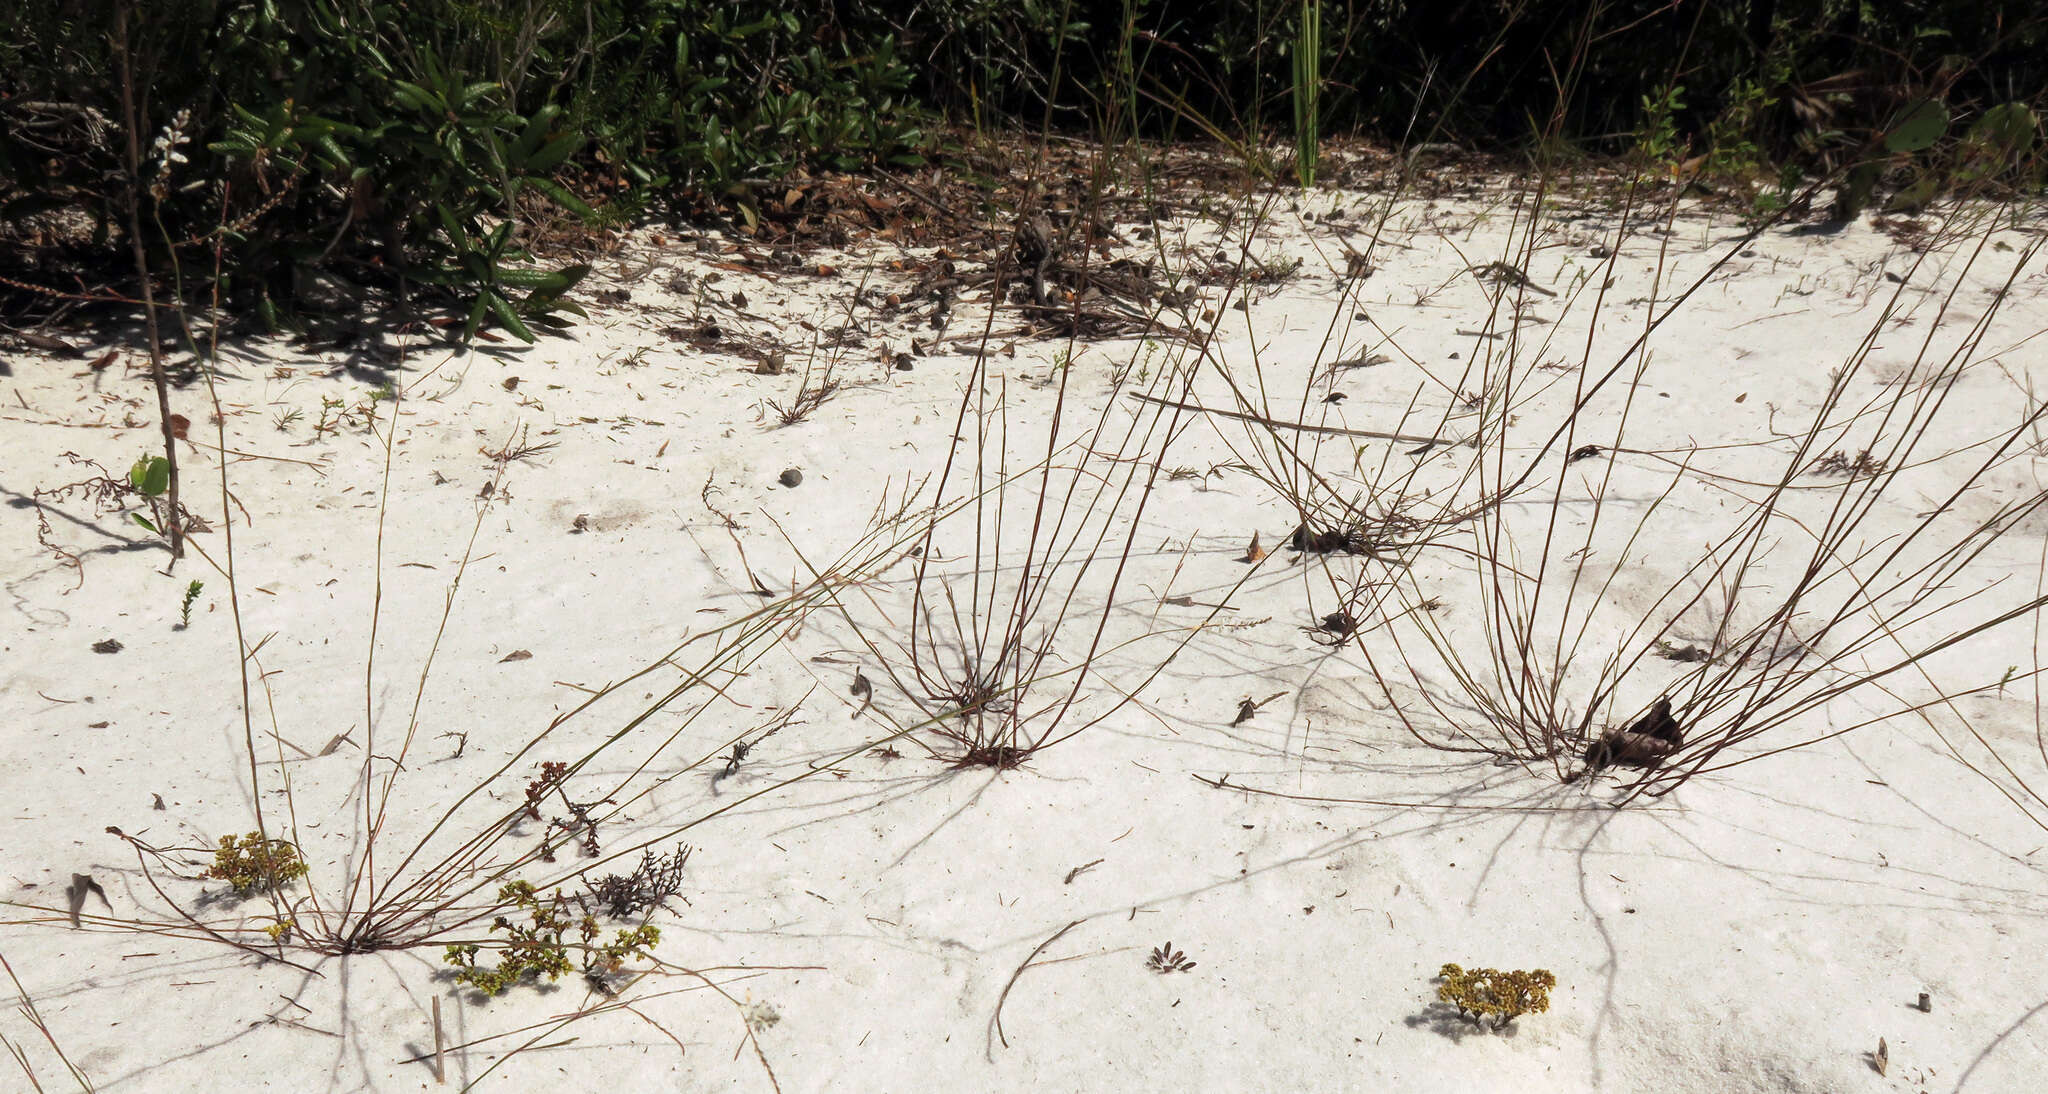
[
  {"xmin": 1292, "ymin": 0, "xmax": 1321, "ymax": 187},
  {"xmin": 111, "ymin": 1, "xmax": 182, "ymax": 561}
]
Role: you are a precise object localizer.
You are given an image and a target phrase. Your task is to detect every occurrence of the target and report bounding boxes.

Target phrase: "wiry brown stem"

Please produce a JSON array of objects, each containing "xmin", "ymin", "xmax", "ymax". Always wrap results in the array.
[{"xmin": 112, "ymin": 1, "xmax": 182, "ymax": 562}]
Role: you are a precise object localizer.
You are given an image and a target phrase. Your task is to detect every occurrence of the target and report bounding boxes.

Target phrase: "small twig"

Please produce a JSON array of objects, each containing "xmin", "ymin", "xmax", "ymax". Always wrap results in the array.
[
  {"xmin": 990, "ymin": 920, "xmax": 1082, "ymax": 1055},
  {"xmin": 1127, "ymin": 392, "xmax": 1468, "ymax": 447},
  {"xmin": 482, "ymin": 424, "xmax": 558, "ymax": 465},
  {"xmin": 112, "ymin": 1, "xmax": 182, "ymax": 562},
  {"xmin": 431, "ymin": 996, "xmax": 445, "ymax": 1084}
]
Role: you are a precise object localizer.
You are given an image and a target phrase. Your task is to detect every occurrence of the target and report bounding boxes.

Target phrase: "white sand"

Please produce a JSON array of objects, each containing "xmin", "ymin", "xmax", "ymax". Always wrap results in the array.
[{"xmin": 5, "ymin": 184, "xmax": 2048, "ymax": 1092}]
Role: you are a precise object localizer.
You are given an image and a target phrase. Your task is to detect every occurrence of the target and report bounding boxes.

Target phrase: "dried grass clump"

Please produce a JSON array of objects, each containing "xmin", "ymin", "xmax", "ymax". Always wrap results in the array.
[
  {"xmin": 1436, "ymin": 963, "xmax": 1556, "ymax": 1030},
  {"xmin": 799, "ymin": 227, "xmax": 1256, "ymax": 767},
  {"xmin": 1341, "ymin": 170, "xmax": 2048, "ymax": 802}
]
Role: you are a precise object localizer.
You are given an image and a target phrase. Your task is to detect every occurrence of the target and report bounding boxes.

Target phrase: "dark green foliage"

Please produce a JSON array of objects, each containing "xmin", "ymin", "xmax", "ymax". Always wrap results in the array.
[
  {"xmin": 2, "ymin": 2, "xmax": 2038, "ymax": 337},
  {"xmin": 1834, "ymin": 93, "xmax": 2040, "ymax": 217},
  {"xmin": 0, "ymin": 1, "xmax": 925, "ymax": 334},
  {"xmin": 856, "ymin": 1, "xmax": 2045, "ymax": 172}
]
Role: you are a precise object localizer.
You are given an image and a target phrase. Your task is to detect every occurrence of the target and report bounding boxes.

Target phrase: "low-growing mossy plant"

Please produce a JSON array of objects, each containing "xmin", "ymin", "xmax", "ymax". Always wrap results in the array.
[
  {"xmin": 1435, "ymin": 963, "xmax": 1556, "ymax": 1030},
  {"xmin": 443, "ymin": 882, "xmax": 661, "ymax": 997},
  {"xmin": 204, "ymin": 833, "xmax": 308, "ymax": 895}
]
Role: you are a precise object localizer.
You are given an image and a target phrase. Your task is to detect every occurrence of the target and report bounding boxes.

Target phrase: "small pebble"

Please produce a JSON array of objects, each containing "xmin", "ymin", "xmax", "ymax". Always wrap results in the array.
[
  {"xmin": 92, "ymin": 639, "xmax": 122, "ymax": 654},
  {"xmin": 778, "ymin": 468, "xmax": 803, "ymax": 488}
]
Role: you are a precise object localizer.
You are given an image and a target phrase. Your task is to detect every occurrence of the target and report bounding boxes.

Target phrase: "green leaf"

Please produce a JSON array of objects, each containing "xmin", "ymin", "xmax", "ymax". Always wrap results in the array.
[
  {"xmin": 314, "ymin": 135, "xmax": 351, "ymax": 170},
  {"xmin": 436, "ymin": 205, "xmax": 476, "ymax": 255},
  {"xmin": 512, "ymin": 106, "xmax": 561, "ymax": 160},
  {"xmin": 1837, "ymin": 162, "xmax": 1881, "ymax": 218},
  {"xmin": 130, "ymin": 455, "xmax": 170, "ymax": 497},
  {"xmin": 1884, "ymin": 99, "xmax": 1949, "ymax": 154},
  {"xmin": 1966, "ymin": 102, "xmax": 2038, "ymax": 164},
  {"xmin": 494, "ymin": 264, "xmax": 588, "ymax": 293},
  {"xmin": 523, "ymin": 133, "xmax": 581, "ymax": 174},
  {"xmin": 485, "ymin": 290, "xmax": 536, "ymax": 343},
  {"xmin": 131, "ymin": 513, "xmax": 158, "ymax": 533},
  {"xmin": 1883, "ymin": 173, "xmax": 1939, "ymax": 213},
  {"xmin": 484, "ymin": 131, "xmax": 510, "ymax": 175},
  {"xmin": 389, "ymin": 80, "xmax": 439, "ymax": 114},
  {"xmin": 464, "ymin": 292, "xmax": 491, "ymax": 341},
  {"xmin": 525, "ymin": 177, "xmax": 597, "ymax": 220},
  {"xmin": 405, "ymin": 264, "xmax": 463, "ymax": 288}
]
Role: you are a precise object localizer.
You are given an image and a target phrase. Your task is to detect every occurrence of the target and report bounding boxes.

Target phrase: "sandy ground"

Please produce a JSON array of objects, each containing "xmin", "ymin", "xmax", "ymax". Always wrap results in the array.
[{"xmin": 5, "ymin": 181, "xmax": 2048, "ymax": 1093}]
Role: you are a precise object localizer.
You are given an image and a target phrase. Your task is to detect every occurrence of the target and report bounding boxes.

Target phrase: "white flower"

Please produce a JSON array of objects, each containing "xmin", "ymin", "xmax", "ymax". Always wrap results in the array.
[{"xmin": 149, "ymin": 109, "xmax": 193, "ymax": 178}]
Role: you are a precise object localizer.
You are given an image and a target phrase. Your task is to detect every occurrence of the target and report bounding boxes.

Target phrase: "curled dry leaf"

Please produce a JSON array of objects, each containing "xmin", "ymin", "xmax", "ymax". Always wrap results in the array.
[{"xmin": 499, "ymin": 649, "xmax": 533, "ymax": 663}]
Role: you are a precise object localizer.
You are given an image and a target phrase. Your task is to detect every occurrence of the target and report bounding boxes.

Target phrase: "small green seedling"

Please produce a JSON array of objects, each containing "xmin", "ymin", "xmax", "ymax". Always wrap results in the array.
[
  {"xmin": 313, "ymin": 396, "xmax": 345, "ymax": 437},
  {"xmin": 178, "ymin": 580, "xmax": 203, "ymax": 628},
  {"xmin": 1436, "ymin": 963, "xmax": 1555, "ymax": 1030},
  {"xmin": 128, "ymin": 454, "xmax": 170, "ymax": 532},
  {"xmin": 205, "ymin": 832, "xmax": 308, "ymax": 895}
]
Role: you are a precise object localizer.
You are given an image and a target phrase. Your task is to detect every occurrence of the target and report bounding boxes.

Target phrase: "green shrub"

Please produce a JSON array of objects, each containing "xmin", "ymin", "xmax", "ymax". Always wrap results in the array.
[
  {"xmin": 4, "ymin": 1, "xmax": 2040, "ymax": 340},
  {"xmin": 0, "ymin": 1, "xmax": 926, "ymax": 335}
]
